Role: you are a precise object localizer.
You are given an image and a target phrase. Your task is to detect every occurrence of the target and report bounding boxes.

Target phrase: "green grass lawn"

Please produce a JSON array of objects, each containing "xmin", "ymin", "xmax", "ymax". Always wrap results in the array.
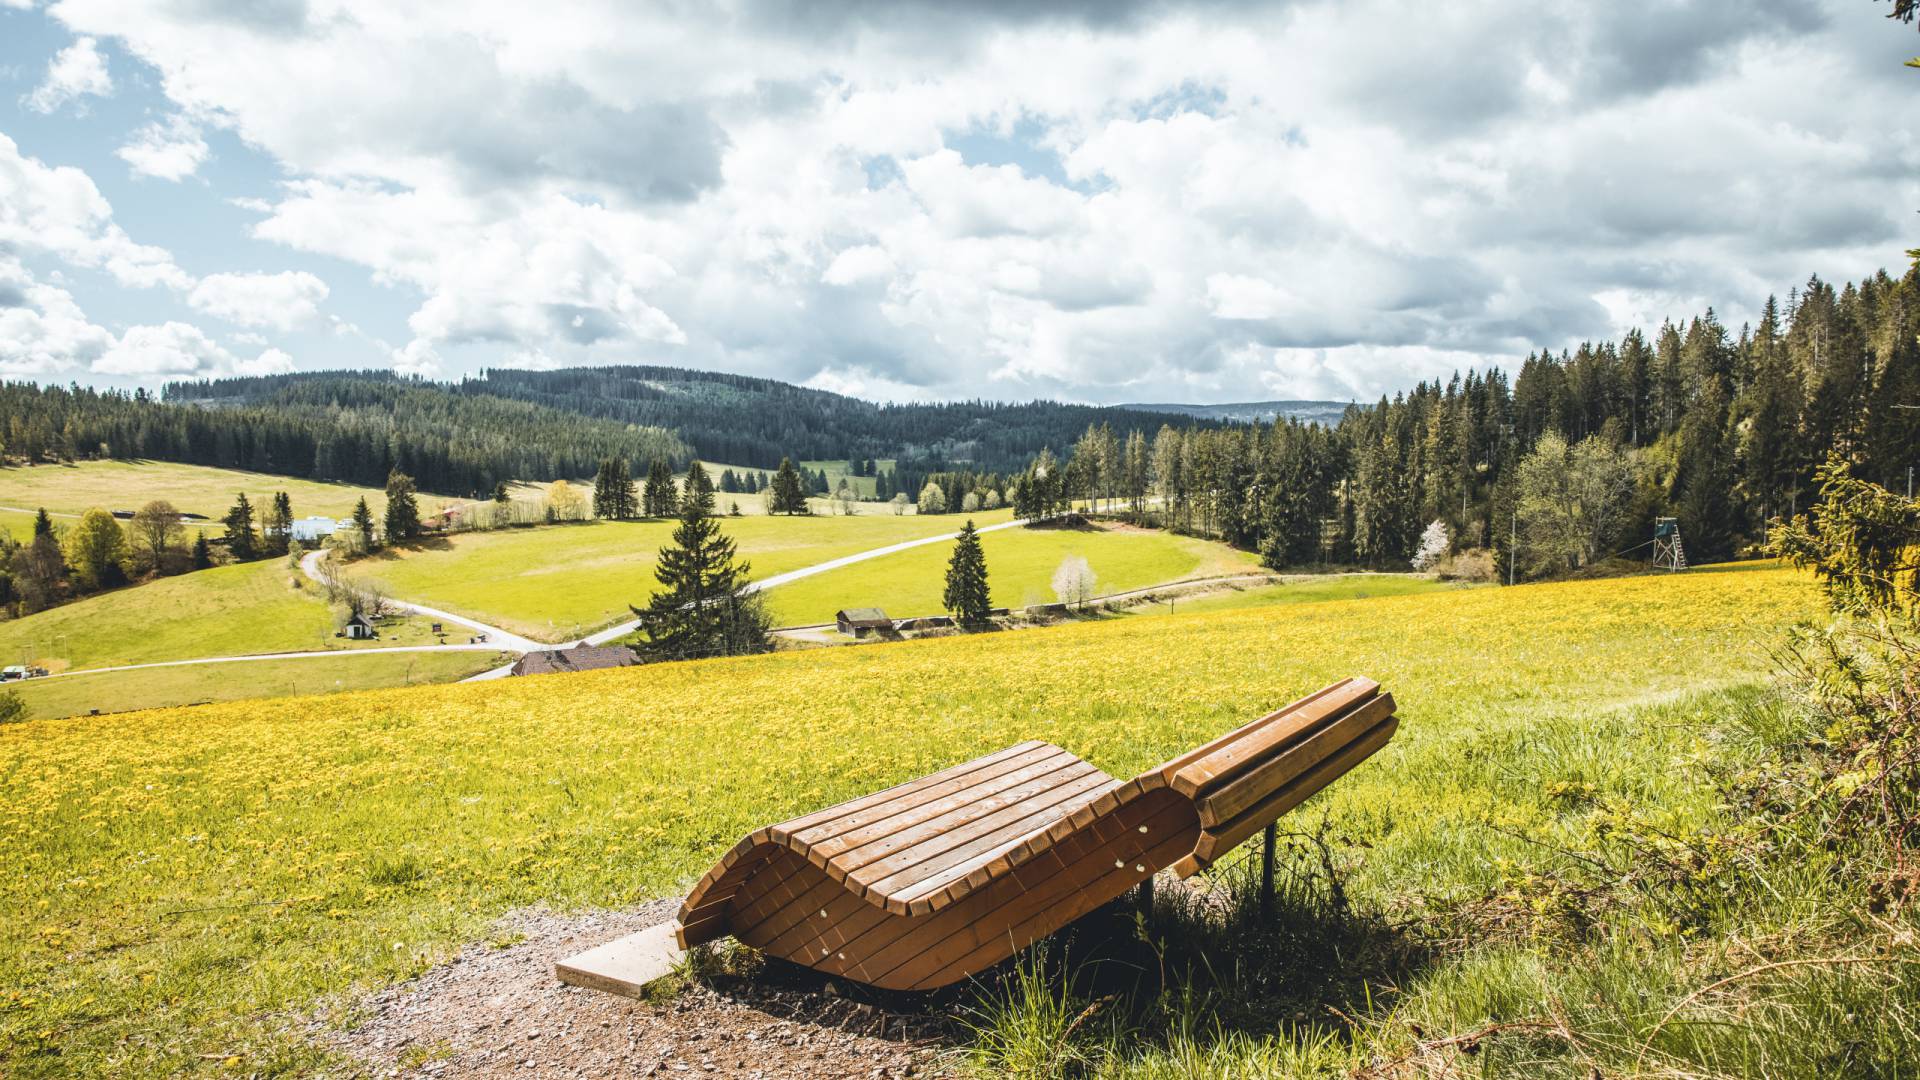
[
  {"xmin": 1105, "ymin": 571, "xmax": 1473, "ymax": 618},
  {"xmin": 0, "ymin": 461, "xmax": 438, "ymax": 534},
  {"xmin": 0, "ymin": 562, "xmax": 1836, "ymax": 1077},
  {"xmin": 0, "ymin": 560, "xmax": 439, "ymax": 672},
  {"xmin": 9, "ymin": 650, "xmax": 510, "ymax": 721},
  {"xmin": 342, "ymin": 509, "xmax": 1018, "ymax": 641},
  {"xmin": 760, "ymin": 521, "xmax": 1261, "ymax": 625}
]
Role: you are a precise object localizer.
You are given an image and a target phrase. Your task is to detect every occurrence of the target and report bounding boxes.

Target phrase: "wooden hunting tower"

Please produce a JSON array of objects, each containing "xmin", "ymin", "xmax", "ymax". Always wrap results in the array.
[{"xmin": 1653, "ymin": 517, "xmax": 1688, "ymax": 572}]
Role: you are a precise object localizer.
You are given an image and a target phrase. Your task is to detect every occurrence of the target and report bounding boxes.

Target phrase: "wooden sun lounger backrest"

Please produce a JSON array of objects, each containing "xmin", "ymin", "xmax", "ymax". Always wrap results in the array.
[{"xmin": 1147, "ymin": 676, "xmax": 1397, "ymax": 875}]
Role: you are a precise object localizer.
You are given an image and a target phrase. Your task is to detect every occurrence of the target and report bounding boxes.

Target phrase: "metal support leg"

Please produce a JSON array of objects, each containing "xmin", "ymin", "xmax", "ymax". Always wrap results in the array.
[{"xmin": 1260, "ymin": 822, "xmax": 1277, "ymax": 918}]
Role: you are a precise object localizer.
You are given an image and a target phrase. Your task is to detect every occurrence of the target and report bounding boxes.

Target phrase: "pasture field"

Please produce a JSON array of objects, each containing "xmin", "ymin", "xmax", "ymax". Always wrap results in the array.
[
  {"xmin": 0, "ymin": 562, "xmax": 1841, "ymax": 1077},
  {"xmin": 1106, "ymin": 570, "xmax": 1473, "ymax": 617},
  {"xmin": 761, "ymin": 520, "xmax": 1260, "ymax": 625},
  {"xmin": 799, "ymin": 458, "xmax": 898, "ymax": 499},
  {"xmin": 341, "ymin": 509, "xmax": 1018, "ymax": 641},
  {"xmin": 0, "ymin": 560, "xmax": 439, "ymax": 673},
  {"xmin": 0, "ymin": 461, "xmax": 431, "ymax": 531},
  {"xmin": 8, "ymin": 650, "xmax": 509, "ymax": 721}
]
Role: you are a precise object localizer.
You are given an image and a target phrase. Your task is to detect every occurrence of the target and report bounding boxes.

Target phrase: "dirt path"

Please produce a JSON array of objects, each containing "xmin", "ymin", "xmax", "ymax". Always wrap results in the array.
[{"xmin": 314, "ymin": 903, "xmax": 953, "ymax": 1079}]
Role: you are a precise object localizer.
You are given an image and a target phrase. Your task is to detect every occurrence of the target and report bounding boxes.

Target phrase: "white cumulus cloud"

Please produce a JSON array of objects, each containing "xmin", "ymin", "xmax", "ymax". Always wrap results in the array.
[
  {"xmin": 187, "ymin": 270, "xmax": 329, "ymax": 331},
  {"xmin": 117, "ymin": 115, "xmax": 210, "ymax": 181},
  {"xmin": 24, "ymin": 36, "xmax": 112, "ymax": 114}
]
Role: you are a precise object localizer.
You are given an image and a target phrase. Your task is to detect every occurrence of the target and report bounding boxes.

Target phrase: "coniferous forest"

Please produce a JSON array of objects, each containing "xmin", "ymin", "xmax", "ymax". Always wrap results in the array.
[{"xmin": 0, "ymin": 263, "xmax": 1913, "ymax": 574}]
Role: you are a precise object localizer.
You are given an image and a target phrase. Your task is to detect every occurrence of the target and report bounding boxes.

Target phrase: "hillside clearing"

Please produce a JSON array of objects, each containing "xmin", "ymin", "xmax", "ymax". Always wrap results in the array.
[
  {"xmin": 0, "ymin": 461, "xmax": 456, "ymax": 529},
  {"xmin": 0, "ymin": 559, "xmax": 438, "ymax": 672},
  {"xmin": 0, "ymin": 562, "xmax": 1822, "ymax": 1077},
  {"xmin": 9, "ymin": 650, "xmax": 509, "ymax": 721},
  {"xmin": 760, "ymin": 519, "xmax": 1261, "ymax": 625},
  {"xmin": 340, "ymin": 510, "xmax": 1018, "ymax": 642}
]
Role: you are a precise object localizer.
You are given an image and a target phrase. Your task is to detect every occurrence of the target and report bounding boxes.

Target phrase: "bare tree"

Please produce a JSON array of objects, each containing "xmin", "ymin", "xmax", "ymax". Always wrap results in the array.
[
  {"xmin": 1051, "ymin": 555, "xmax": 1097, "ymax": 610},
  {"xmin": 130, "ymin": 500, "xmax": 186, "ymax": 574}
]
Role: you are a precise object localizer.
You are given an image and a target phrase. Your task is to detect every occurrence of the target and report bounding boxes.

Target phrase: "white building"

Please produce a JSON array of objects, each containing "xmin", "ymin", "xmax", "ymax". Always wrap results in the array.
[{"xmin": 290, "ymin": 516, "xmax": 340, "ymax": 542}]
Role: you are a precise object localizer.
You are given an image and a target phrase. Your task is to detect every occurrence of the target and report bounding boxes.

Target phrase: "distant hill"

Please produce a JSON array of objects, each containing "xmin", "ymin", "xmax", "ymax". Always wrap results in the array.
[
  {"xmin": 1121, "ymin": 400, "xmax": 1355, "ymax": 424},
  {"xmin": 168, "ymin": 366, "xmax": 1221, "ymax": 475}
]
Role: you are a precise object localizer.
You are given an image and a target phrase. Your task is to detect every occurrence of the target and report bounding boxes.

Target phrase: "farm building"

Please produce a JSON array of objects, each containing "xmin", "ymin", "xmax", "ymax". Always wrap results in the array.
[
  {"xmin": 835, "ymin": 608, "xmax": 892, "ymax": 637},
  {"xmin": 511, "ymin": 645, "xmax": 639, "ymax": 677},
  {"xmin": 291, "ymin": 516, "xmax": 339, "ymax": 542},
  {"xmin": 893, "ymin": 615, "xmax": 954, "ymax": 633},
  {"xmin": 342, "ymin": 613, "xmax": 377, "ymax": 640}
]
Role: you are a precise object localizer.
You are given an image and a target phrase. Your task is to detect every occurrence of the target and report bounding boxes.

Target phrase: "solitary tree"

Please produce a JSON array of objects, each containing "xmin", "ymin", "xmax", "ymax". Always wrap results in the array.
[
  {"xmin": 770, "ymin": 457, "xmax": 809, "ymax": 515},
  {"xmin": 384, "ymin": 470, "xmax": 423, "ymax": 542},
  {"xmin": 943, "ymin": 519, "xmax": 991, "ymax": 625},
  {"xmin": 224, "ymin": 493, "xmax": 260, "ymax": 561},
  {"xmin": 1051, "ymin": 554, "xmax": 1097, "ymax": 610},
  {"xmin": 1411, "ymin": 520, "xmax": 1450, "ymax": 571},
  {"xmin": 350, "ymin": 496, "xmax": 377, "ymax": 550},
  {"xmin": 632, "ymin": 461, "xmax": 770, "ymax": 660},
  {"xmin": 130, "ymin": 499, "xmax": 186, "ymax": 574},
  {"xmin": 891, "ymin": 492, "xmax": 911, "ymax": 515},
  {"xmin": 63, "ymin": 509, "xmax": 128, "ymax": 592},
  {"xmin": 547, "ymin": 479, "xmax": 586, "ymax": 521}
]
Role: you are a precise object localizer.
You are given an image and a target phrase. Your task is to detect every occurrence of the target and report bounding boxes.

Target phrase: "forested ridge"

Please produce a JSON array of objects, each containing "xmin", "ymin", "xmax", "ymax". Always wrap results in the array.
[
  {"xmin": 0, "ymin": 376, "xmax": 686, "ymax": 496},
  {"xmin": 173, "ymin": 365, "xmax": 1222, "ymax": 475},
  {"xmin": 1010, "ymin": 265, "xmax": 1920, "ymax": 573}
]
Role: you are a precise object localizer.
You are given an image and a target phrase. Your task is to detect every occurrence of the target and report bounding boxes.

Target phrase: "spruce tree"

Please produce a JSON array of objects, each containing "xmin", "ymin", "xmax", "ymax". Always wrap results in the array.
[
  {"xmin": 493, "ymin": 481, "xmax": 511, "ymax": 504},
  {"xmin": 264, "ymin": 491, "xmax": 293, "ymax": 555},
  {"xmin": 943, "ymin": 519, "xmax": 991, "ymax": 626},
  {"xmin": 383, "ymin": 470, "xmax": 422, "ymax": 543},
  {"xmin": 32, "ymin": 508, "xmax": 52, "ymax": 539},
  {"xmin": 223, "ymin": 493, "xmax": 259, "ymax": 561},
  {"xmin": 351, "ymin": 497, "xmax": 377, "ymax": 549},
  {"xmin": 632, "ymin": 461, "xmax": 769, "ymax": 661},
  {"xmin": 770, "ymin": 457, "xmax": 808, "ymax": 514},
  {"xmin": 191, "ymin": 531, "xmax": 213, "ymax": 570}
]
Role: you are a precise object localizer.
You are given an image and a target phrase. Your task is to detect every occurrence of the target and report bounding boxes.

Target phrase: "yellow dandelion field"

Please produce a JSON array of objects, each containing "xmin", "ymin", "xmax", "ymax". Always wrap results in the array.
[{"xmin": 0, "ymin": 562, "xmax": 1817, "ymax": 1076}]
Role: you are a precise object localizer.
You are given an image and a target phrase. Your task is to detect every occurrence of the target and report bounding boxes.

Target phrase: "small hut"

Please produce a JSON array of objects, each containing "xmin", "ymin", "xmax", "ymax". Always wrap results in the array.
[{"xmin": 835, "ymin": 608, "xmax": 892, "ymax": 638}]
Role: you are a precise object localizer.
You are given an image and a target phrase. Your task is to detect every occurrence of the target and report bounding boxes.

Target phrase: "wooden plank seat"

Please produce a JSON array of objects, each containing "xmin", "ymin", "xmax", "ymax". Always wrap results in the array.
[{"xmin": 558, "ymin": 677, "xmax": 1396, "ymax": 995}]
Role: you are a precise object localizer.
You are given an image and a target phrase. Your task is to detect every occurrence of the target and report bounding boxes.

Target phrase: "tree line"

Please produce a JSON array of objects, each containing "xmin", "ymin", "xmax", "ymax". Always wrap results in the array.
[
  {"xmin": 0, "ymin": 374, "xmax": 688, "ymax": 497},
  {"xmin": 1013, "ymin": 264, "xmax": 1919, "ymax": 576}
]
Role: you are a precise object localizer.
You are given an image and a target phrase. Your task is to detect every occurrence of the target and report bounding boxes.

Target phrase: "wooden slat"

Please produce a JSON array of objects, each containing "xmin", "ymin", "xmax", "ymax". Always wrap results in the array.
[
  {"xmin": 768, "ymin": 740, "xmax": 1051, "ymax": 841},
  {"xmin": 787, "ymin": 743, "xmax": 1069, "ymax": 851},
  {"xmin": 1168, "ymin": 679, "xmax": 1378, "ymax": 797},
  {"xmin": 1189, "ymin": 714, "xmax": 1397, "ymax": 867},
  {"xmin": 848, "ymin": 767, "xmax": 1112, "ymax": 897},
  {"xmin": 885, "ymin": 775, "xmax": 1123, "ymax": 907},
  {"xmin": 1197, "ymin": 693, "xmax": 1395, "ymax": 827},
  {"xmin": 1151, "ymin": 678, "xmax": 1359, "ymax": 782},
  {"xmin": 815, "ymin": 752, "xmax": 1094, "ymax": 872}
]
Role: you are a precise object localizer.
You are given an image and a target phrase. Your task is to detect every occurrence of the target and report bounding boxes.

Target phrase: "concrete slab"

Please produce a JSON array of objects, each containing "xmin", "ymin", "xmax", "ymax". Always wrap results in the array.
[{"xmin": 554, "ymin": 920, "xmax": 686, "ymax": 999}]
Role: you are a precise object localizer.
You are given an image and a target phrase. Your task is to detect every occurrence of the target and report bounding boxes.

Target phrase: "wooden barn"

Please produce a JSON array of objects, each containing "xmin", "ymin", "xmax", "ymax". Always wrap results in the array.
[{"xmin": 834, "ymin": 608, "xmax": 892, "ymax": 637}]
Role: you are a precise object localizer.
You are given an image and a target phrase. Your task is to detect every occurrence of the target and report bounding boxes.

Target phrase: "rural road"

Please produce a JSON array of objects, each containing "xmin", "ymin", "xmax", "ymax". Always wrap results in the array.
[{"xmin": 298, "ymin": 550, "xmax": 546, "ymax": 653}]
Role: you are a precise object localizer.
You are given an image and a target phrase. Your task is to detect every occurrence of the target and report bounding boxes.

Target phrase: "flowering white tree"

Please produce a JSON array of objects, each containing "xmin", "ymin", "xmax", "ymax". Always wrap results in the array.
[
  {"xmin": 1412, "ymin": 519, "xmax": 1450, "ymax": 571},
  {"xmin": 1051, "ymin": 555, "xmax": 1097, "ymax": 609},
  {"xmin": 918, "ymin": 481, "xmax": 947, "ymax": 515}
]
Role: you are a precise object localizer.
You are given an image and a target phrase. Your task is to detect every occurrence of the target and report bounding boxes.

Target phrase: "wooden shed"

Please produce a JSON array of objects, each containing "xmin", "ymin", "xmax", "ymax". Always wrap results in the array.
[
  {"xmin": 343, "ymin": 613, "xmax": 377, "ymax": 640},
  {"xmin": 835, "ymin": 608, "xmax": 892, "ymax": 637}
]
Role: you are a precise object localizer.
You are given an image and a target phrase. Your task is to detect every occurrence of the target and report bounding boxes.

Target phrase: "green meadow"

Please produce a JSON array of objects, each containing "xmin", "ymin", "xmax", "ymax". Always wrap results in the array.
[
  {"xmin": 3, "ymin": 562, "xmax": 1870, "ymax": 1078},
  {"xmin": 9, "ymin": 650, "xmax": 508, "ymax": 721},
  {"xmin": 0, "ymin": 461, "xmax": 433, "ymax": 530},
  {"xmin": 341, "ymin": 509, "xmax": 1018, "ymax": 641},
  {"xmin": 0, "ymin": 559, "xmax": 437, "ymax": 673}
]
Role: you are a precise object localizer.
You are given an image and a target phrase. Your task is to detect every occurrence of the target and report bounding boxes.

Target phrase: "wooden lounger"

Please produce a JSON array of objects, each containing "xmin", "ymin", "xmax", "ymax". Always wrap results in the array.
[{"xmin": 558, "ymin": 677, "xmax": 1396, "ymax": 995}]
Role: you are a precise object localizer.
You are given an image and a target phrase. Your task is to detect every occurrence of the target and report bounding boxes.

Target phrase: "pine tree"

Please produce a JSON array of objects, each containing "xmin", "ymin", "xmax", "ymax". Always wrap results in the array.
[
  {"xmin": 943, "ymin": 519, "xmax": 991, "ymax": 625},
  {"xmin": 263, "ymin": 491, "xmax": 293, "ymax": 555},
  {"xmin": 223, "ymin": 493, "xmax": 259, "ymax": 561},
  {"xmin": 351, "ymin": 497, "xmax": 377, "ymax": 549},
  {"xmin": 383, "ymin": 470, "xmax": 422, "ymax": 543},
  {"xmin": 643, "ymin": 460, "xmax": 677, "ymax": 517},
  {"xmin": 770, "ymin": 457, "xmax": 808, "ymax": 514},
  {"xmin": 632, "ymin": 461, "xmax": 770, "ymax": 661},
  {"xmin": 493, "ymin": 481, "xmax": 511, "ymax": 504},
  {"xmin": 191, "ymin": 531, "xmax": 213, "ymax": 570},
  {"xmin": 593, "ymin": 458, "xmax": 635, "ymax": 519},
  {"xmin": 32, "ymin": 508, "xmax": 52, "ymax": 539}
]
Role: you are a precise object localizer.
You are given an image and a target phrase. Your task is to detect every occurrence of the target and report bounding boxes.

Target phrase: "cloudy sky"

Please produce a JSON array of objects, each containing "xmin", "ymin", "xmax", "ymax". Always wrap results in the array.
[{"xmin": 1, "ymin": 1, "xmax": 1915, "ymax": 405}]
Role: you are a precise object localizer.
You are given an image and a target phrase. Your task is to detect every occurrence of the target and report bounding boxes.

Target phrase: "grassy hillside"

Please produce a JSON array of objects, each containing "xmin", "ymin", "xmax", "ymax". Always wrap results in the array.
[
  {"xmin": 0, "ymin": 563, "xmax": 1829, "ymax": 1076},
  {"xmin": 0, "ymin": 461, "xmax": 422, "ymax": 529},
  {"xmin": 0, "ymin": 560, "xmax": 437, "ymax": 672},
  {"xmin": 10, "ymin": 650, "xmax": 508, "ymax": 721},
  {"xmin": 342, "ymin": 510, "xmax": 1018, "ymax": 641},
  {"xmin": 762, "ymin": 521, "xmax": 1260, "ymax": 625}
]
